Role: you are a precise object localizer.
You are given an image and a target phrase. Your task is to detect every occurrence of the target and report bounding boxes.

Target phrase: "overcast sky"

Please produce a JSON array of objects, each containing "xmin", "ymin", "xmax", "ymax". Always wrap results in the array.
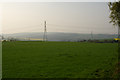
[{"xmin": 2, "ymin": 2, "xmax": 118, "ymax": 34}]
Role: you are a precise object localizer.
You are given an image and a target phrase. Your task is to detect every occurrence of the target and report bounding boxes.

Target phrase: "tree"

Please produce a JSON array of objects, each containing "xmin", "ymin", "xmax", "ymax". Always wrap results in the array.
[
  {"xmin": 108, "ymin": 1, "xmax": 120, "ymax": 40},
  {"xmin": 108, "ymin": 1, "xmax": 120, "ymax": 26},
  {"xmin": 108, "ymin": 1, "xmax": 120, "ymax": 78}
]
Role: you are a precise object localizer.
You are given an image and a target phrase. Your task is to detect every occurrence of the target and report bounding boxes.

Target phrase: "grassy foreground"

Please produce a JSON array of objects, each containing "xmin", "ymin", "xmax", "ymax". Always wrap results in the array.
[{"xmin": 2, "ymin": 41, "xmax": 118, "ymax": 78}]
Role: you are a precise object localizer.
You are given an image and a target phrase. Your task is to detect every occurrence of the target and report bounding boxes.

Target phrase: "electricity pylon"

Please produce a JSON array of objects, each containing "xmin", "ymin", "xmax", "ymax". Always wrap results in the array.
[
  {"xmin": 43, "ymin": 21, "xmax": 47, "ymax": 41},
  {"xmin": 91, "ymin": 31, "xmax": 93, "ymax": 40}
]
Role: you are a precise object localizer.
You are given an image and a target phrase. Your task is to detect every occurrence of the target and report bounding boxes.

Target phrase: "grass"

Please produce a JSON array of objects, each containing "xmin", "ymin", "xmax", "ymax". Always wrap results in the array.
[{"xmin": 2, "ymin": 41, "xmax": 118, "ymax": 78}]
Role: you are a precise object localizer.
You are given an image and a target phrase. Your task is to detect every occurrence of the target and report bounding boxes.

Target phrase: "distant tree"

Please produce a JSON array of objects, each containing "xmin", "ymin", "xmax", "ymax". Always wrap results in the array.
[
  {"xmin": 7, "ymin": 37, "xmax": 17, "ymax": 41},
  {"xmin": 0, "ymin": 35, "xmax": 5, "ymax": 41}
]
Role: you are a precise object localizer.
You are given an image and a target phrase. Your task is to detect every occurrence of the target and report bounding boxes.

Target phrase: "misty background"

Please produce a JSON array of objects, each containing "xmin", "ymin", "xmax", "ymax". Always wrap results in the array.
[{"xmin": 1, "ymin": 2, "xmax": 118, "ymax": 41}]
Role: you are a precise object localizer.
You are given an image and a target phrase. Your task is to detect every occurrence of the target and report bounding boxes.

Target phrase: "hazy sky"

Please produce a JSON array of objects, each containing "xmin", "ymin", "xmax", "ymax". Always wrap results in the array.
[{"xmin": 2, "ymin": 2, "xmax": 118, "ymax": 34}]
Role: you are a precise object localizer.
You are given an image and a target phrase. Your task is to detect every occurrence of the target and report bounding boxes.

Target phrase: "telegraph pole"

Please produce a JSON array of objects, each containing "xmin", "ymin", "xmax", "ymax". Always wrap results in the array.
[{"xmin": 43, "ymin": 21, "xmax": 47, "ymax": 41}]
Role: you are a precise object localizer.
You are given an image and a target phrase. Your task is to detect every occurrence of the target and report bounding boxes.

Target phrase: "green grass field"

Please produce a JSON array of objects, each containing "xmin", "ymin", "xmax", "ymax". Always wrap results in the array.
[{"xmin": 2, "ymin": 41, "xmax": 118, "ymax": 78}]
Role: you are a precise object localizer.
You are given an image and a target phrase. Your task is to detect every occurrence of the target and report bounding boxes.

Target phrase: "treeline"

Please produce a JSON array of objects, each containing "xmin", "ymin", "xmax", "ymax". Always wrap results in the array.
[{"xmin": 77, "ymin": 39, "xmax": 118, "ymax": 43}]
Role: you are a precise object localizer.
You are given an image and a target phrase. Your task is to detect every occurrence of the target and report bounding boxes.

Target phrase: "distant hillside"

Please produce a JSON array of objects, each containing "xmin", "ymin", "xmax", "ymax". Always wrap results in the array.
[{"xmin": 3, "ymin": 32, "xmax": 118, "ymax": 41}]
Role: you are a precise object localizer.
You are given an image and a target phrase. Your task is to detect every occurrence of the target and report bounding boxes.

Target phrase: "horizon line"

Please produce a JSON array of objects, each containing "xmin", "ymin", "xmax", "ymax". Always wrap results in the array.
[{"xmin": 2, "ymin": 32, "xmax": 118, "ymax": 35}]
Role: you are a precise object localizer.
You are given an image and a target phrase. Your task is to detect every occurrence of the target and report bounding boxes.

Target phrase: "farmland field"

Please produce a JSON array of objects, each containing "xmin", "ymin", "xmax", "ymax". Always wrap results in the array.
[{"xmin": 2, "ymin": 41, "xmax": 118, "ymax": 78}]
